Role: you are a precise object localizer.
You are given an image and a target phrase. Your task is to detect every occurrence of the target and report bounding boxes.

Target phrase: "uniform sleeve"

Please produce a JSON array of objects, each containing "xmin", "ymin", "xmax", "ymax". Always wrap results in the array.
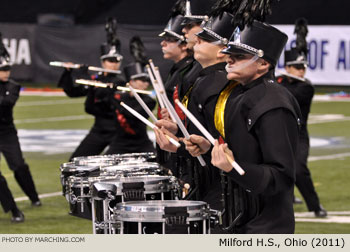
[
  {"xmin": 57, "ymin": 69, "xmax": 89, "ymax": 97},
  {"xmin": 0, "ymin": 83, "xmax": 20, "ymax": 107},
  {"xmin": 227, "ymin": 108, "xmax": 299, "ymax": 196},
  {"xmin": 296, "ymin": 84, "xmax": 314, "ymax": 108}
]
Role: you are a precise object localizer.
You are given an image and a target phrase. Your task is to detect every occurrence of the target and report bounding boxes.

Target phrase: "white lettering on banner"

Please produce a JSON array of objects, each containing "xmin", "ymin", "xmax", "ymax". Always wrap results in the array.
[
  {"xmin": 2, "ymin": 38, "xmax": 31, "ymax": 65},
  {"xmin": 275, "ymin": 25, "xmax": 350, "ymax": 85}
]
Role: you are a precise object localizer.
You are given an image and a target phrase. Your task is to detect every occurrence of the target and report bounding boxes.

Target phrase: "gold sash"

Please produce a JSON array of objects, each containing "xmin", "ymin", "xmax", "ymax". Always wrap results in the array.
[{"xmin": 214, "ymin": 81, "xmax": 239, "ymax": 139}]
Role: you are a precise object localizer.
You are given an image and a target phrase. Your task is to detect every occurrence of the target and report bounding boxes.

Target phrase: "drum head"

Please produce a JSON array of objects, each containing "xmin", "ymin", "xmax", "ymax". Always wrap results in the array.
[
  {"xmin": 114, "ymin": 200, "xmax": 209, "ymax": 222},
  {"xmin": 101, "ymin": 162, "xmax": 161, "ymax": 176},
  {"xmin": 92, "ymin": 175, "xmax": 174, "ymax": 196}
]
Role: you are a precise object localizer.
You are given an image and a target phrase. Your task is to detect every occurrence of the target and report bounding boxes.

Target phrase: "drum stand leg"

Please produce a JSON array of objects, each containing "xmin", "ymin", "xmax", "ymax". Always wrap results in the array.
[
  {"xmin": 203, "ymin": 220, "xmax": 207, "ymax": 234},
  {"xmin": 103, "ymin": 200, "xmax": 109, "ymax": 234},
  {"xmin": 138, "ymin": 222, "xmax": 142, "ymax": 234},
  {"xmin": 120, "ymin": 221, "xmax": 124, "ymax": 234},
  {"xmin": 80, "ymin": 181, "xmax": 84, "ymax": 213},
  {"xmin": 162, "ymin": 222, "xmax": 165, "ymax": 234},
  {"xmin": 92, "ymin": 199, "xmax": 96, "ymax": 234}
]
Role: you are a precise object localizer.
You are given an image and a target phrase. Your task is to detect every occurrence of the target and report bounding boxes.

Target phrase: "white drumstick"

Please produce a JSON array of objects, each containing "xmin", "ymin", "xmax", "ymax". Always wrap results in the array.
[
  {"xmin": 120, "ymin": 102, "xmax": 180, "ymax": 148},
  {"xmin": 127, "ymin": 84, "xmax": 157, "ymax": 122},
  {"xmin": 146, "ymin": 65, "xmax": 165, "ymax": 109},
  {"xmin": 160, "ymin": 92, "xmax": 206, "ymax": 167},
  {"xmin": 75, "ymin": 79, "xmax": 111, "ymax": 88},
  {"xmin": 117, "ymin": 86, "xmax": 153, "ymax": 95},
  {"xmin": 50, "ymin": 61, "xmax": 81, "ymax": 69},
  {"xmin": 175, "ymin": 99, "xmax": 245, "ymax": 175}
]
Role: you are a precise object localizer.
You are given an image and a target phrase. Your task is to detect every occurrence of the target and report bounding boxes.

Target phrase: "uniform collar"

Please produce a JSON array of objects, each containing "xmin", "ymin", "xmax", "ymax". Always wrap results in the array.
[
  {"xmin": 198, "ymin": 62, "xmax": 226, "ymax": 77},
  {"xmin": 170, "ymin": 55, "xmax": 194, "ymax": 74},
  {"xmin": 241, "ymin": 69, "xmax": 275, "ymax": 91}
]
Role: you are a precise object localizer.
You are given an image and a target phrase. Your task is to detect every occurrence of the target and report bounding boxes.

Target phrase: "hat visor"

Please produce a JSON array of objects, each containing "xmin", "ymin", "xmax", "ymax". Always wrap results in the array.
[
  {"xmin": 158, "ymin": 31, "xmax": 178, "ymax": 40},
  {"xmin": 196, "ymin": 30, "xmax": 218, "ymax": 43},
  {"xmin": 181, "ymin": 17, "xmax": 203, "ymax": 26},
  {"xmin": 100, "ymin": 54, "xmax": 123, "ymax": 62},
  {"xmin": 221, "ymin": 45, "xmax": 255, "ymax": 56},
  {"xmin": 0, "ymin": 65, "xmax": 11, "ymax": 71}
]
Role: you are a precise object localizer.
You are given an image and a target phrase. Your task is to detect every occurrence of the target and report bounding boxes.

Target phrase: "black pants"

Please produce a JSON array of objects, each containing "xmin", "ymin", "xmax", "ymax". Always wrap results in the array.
[
  {"xmin": 0, "ymin": 129, "xmax": 39, "ymax": 212},
  {"xmin": 295, "ymin": 137, "xmax": 321, "ymax": 211},
  {"xmin": 70, "ymin": 126, "xmax": 117, "ymax": 160}
]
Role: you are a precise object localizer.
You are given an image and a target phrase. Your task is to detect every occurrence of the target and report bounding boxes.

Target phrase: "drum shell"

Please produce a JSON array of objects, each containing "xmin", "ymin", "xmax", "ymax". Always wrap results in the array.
[{"xmin": 113, "ymin": 200, "xmax": 210, "ymax": 234}]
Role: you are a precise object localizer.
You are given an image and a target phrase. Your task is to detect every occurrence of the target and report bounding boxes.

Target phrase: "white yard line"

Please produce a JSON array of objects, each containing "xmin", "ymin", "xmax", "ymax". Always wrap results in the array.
[
  {"xmin": 308, "ymin": 114, "xmax": 350, "ymax": 124},
  {"xmin": 313, "ymin": 95, "xmax": 350, "ymax": 102},
  {"xmin": 14, "ymin": 115, "xmax": 92, "ymax": 124},
  {"xmin": 17, "ymin": 99, "xmax": 83, "ymax": 107},
  {"xmin": 308, "ymin": 152, "xmax": 350, "ymax": 162},
  {"xmin": 295, "ymin": 216, "xmax": 350, "ymax": 224},
  {"xmin": 15, "ymin": 191, "xmax": 62, "ymax": 202}
]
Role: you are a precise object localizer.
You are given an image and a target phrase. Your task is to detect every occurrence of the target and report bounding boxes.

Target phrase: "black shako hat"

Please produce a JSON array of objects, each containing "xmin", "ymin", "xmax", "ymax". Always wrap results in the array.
[
  {"xmin": 196, "ymin": 12, "xmax": 234, "ymax": 45},
  {"xmin": 284, "ymin": 18, "xmax": 308, "ymax": 67},
  {"xmin": 284, "ymin": 48, "xmax": 307, "ymax": 67},
  {"xmin": 0, "ymin": 32, "xmax": 12, "ymax": 71},
  {"xmin": 123, "ymin": 62, "xmax": 149, "ymax": 82},
  {"xmin": 100, "ymin": 18, "xmax": 123, "ymax": 62},
  {"xmin": 221, "ymin": 20, "xmax": 288, "ymax": 66},
  {"xmin": 123, "ymin": 36, "xmax": 149, "ymax": 82},
  {"xmin": 159, "ymin": 15, "xmax": 186, "ymax": 42},
  {"xmin": 182, "ymin": 0, "xmax": 216, "ymax": 25}
]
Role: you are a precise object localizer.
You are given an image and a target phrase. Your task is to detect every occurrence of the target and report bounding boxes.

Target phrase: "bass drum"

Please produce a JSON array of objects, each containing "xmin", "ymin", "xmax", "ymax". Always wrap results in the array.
[{"xmin": 113, "ymin": 200, "xmax": 210, "ymax": 234}]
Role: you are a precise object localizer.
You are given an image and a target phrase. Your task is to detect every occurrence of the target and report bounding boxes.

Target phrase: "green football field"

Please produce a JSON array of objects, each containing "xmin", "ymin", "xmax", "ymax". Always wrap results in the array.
[{"xmin": 0, "ymin": 93, "xmax": 350, "ymax": 234}]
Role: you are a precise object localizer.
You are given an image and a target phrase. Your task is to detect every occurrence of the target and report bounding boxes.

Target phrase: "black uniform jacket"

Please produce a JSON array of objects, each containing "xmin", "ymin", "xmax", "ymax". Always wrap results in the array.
[
  {"xmin": 164, "ymin": 56, "xmax": 196, "ymax": 105},
  {"xmin": 277, "ymin": 76, "xmax": 314, "ymax": 140},
  {"xmin": 186, "ymin": 62, "xmax": 228, "ymax": 140},
  {"xmin": 183, "ymin": 62, "xmax": 228, "ymax": 198},
  {"xmin": 223, "ymin": 71, "xmax": 301, "ymax": 233},
  {"xmin": 0, "ymin": 79, "xmax": 20, "ymax": 133},
  {"xmin": 58, "ymin": 69, "xmax": 125, "ymax": 132},
  {"xmin": 112, "ymin": 92, "xmax": 156, "ymax": 152}
]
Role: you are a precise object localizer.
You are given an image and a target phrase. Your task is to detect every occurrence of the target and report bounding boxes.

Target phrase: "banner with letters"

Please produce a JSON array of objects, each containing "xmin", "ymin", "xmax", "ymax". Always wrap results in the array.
[{"xmin": 275, "ymin": 25, "xmax": 350, "ymax": 85}]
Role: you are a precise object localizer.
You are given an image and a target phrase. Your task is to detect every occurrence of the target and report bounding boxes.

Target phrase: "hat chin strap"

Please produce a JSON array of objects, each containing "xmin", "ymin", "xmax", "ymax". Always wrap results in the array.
[{"xmin": 225, "ymin": 55, "xmax": 259, "ymax": 73}]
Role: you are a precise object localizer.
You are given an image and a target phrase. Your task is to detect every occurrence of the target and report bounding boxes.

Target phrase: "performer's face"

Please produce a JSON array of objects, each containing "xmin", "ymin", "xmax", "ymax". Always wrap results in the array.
[
  {"xmin": 193, "ymin": 37, "xmax": 226, "ymax": 68},
  {"xmin": 226, "ymin": 53, "xmax": 269, "ymax": 84},
  {"xmin": 102, "ymin": 59, "xmax": 121, "ymax": 71},
  {"xmin": 160, "ymin": 38, "xmax": 185, "ymax": 63},
  {"xmin": 285, "ymin": 64, "xmax": 306, "ymax": 78},
  {"xmin": 0, "ymin": 70, "xmax": 10, "ymax": 82},
  {"xmin": 182, "ymin": 23, "xmax": 202, "ymax": 50}
]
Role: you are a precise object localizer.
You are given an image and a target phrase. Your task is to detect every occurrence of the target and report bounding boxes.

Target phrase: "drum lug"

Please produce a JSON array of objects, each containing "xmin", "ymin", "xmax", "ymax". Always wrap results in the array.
[{"xmin": 70, "ymin": 194, "xmax": 77, "ymax": 204}]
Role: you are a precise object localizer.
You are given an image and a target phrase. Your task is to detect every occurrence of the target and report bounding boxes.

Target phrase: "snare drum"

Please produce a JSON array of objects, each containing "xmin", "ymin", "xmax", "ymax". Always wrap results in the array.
[
  {"xmin": 60, "ymin": 162, "xmax": 101, "ymax": 198},
  {"xmin": 113, "ymin": 200, "xmax": 210, "ymax": 234},
  {"xmin": 67, "ymin": 174, "xmax": 119, "ymax": 219},
  {"xmin": 91, "ymin": 175, "xmax": 180, "ymax": 234}
]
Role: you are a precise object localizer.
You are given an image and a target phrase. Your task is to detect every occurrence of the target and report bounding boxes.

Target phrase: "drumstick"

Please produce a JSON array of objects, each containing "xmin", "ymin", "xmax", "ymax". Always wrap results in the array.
[
  {"xmin": 127, "ymin": 83, "xmax": 157, "ymax": 122},
  {"xmin": 120, "ymin": 102, "xmax": 180, "ymax": 148},
  {"xmin": 75, "ymin": 79, "xmax": 153, "ymax": 95},
  {"xmin": 146, "ymin": 65, "xmax": 165, "ymax": 109},
  {"xmin": 50, "ymin": 61, "xmax": 81, "ymax": 69},
  {"xmin": 160, "ymin": 90, "xmax": 206, "ymax": 167},
  {"xmin": 50, "ymin": 61, "xmax": 121, "ymax": 74},
  {"xmin": 148, "ymin": 61, "xmax": 176, "ymax": 122},
  {"xmin": 175, "ymin": 99, "xmax": 245, "ymax": 175},
  {"xmin": 76, "ymin": 79, "xmax": 112, "ymax": 88}
]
